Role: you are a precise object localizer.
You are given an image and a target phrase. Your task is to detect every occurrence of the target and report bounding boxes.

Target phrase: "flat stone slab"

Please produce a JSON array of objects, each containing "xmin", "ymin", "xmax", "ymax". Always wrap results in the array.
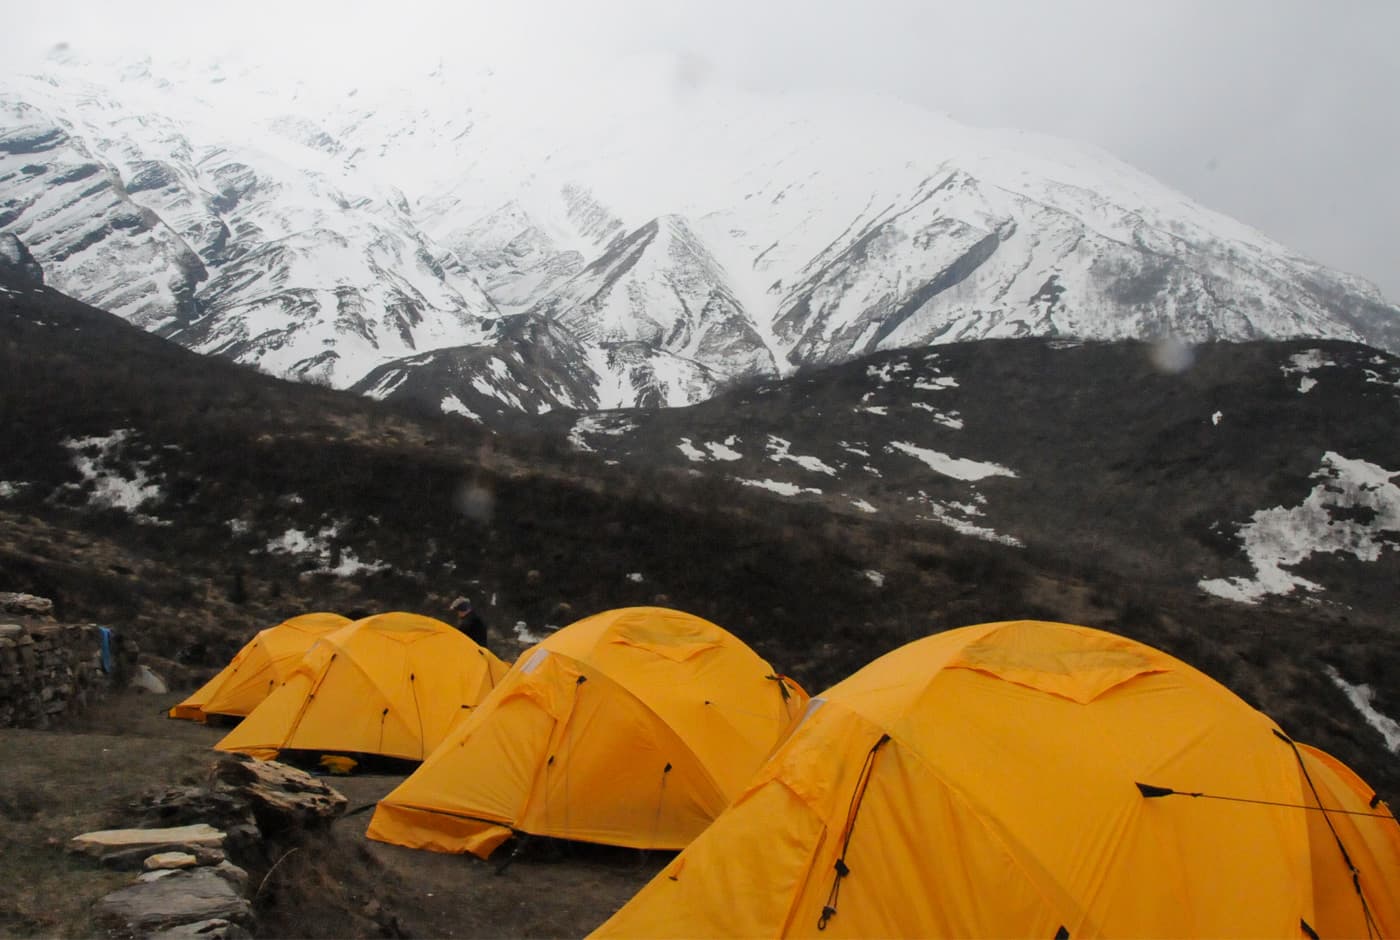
[
  {"xmin": 145, "ymin": 851, "xmax": 199, "ymax": 870},
  {"xmin": 71, "ymin": 823, "xmax": 225, "ymax": 858},
  {"xmin": 137, "ymin": 869, "xmax": 181, "ymax": 883},
  {"xmin": 96, "ymin": 867, "xmax": 252, "ymax": 932}
]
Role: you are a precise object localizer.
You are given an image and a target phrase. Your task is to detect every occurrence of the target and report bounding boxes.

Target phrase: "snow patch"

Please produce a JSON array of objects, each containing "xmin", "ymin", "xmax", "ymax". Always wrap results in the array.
[
  {"xmin": 0, "ymin": 481, "xmax": 28, "ymax": 498},
  {"xmin": 441, "ymin": 394, "xmax": 482, "ymax": 421},
  {"xmin": 767, "ymin": 436, "xmax": 838, "ymax": 476},
  {"xmin": 863, "ymin": 570, "xmax": 885, "ymax": 587},
  {"xmin": 1282, "ymin": 350, "xmax": 1334, "ymax": 394},
  {"xmin": 568, "ymin": 414, "xmax": 636, "ymax": 452},
  {"xmin": 1325, "ymin": 666, "xmax": 1400, "ymax": 753},
  {"xmin": 739, "ymin": 478, "xmax": 823, "ymax": 497},
  {"xmin": 858, "ymin": 406, "xmax": 888, "ymax": 416},
  {"xmin": 363, "ymin": 371, "xmax": 408, "ymax": 401},
  {"xmin": 888, "ymin": 441, "xmax": 1018, "ymax": 481},
  {"xmin": 866, "ymin": 361, "xmax": 911, "ymax": 383},
  {"xmin": 910, "ymin": 490, "xmax": 1023, "ymax": 546},
  {"xmin": 62, "ymin": 430, "xmax": 167, "ymax": 523},
  {"xmin": 626, "ymin": 572, "xmax": 645, "ymax": 583},
  {"xmin": 912, "ymin": 402, "xmax": 964, "ymax": 428},
  {"xmin": 1212, "ymin": 411, "xmax": 1223, "ymax": 426},
  {"xmin": 1364, "ymin": 368, "xmax": 1400, "ymax": 391},
  {"xmin": 1199, "ymin": 452, "xmax": 1400, "ymax": 603},
  {"xmin": 677, "ymin": 439, "xmax": 707, "ymax": 462},
  {"xmin": 706, "ymin": 437, "xmax": 743, "ymax": 461},
  {"xmin": 514, "ymin": 621, "xmax": 548, "ymax": 645},
  {"xmin": 914, "ymin": 376, "xmax": 958, "ymax": 391},
  {"xmin": 264, "ymin": 521, "xmax": 388, "ymax": 577},
  {"xmin": 850, "ymin": 498, "xmax": 878, "ymax": 513}
]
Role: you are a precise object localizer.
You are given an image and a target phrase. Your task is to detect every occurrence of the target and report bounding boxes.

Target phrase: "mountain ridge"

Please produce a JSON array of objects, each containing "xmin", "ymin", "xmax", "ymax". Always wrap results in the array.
[{"xmin": 2, "ymin": 51, "xmax": 1398, "ymax": 414}]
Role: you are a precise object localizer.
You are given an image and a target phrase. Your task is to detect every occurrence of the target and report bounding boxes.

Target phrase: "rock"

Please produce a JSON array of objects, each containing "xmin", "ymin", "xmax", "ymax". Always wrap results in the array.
[
  {"xmin": 147, "ymin": 918, "xmax": 253, "ymax": 939},
  {"xmin": 71, "ymin": 823, "xmax": 226, "ymax": 859},
  {"xmin": 137, "ymin": 869, "xmax": 182, "ymax": 883},
  {"xmin": 0, "ymin": 592, "xmax": 52, "ymax": 617},
  {"xmin": 95, "ymin": 867, "xmax": 252, "ymax": 933},
  {"xmin": 0, "ymin": 624, "xmax": 22, "ymax": 639},
  {"xmin": 131, "ymin": 663, "xmax": 169, "ymax": 693},
  {"xmin": 135, "ymin": 784, "xmax": 257, "ymax": 833},
  {"xmin": 145, "ymin": 851, "xmax": 199, "ymax": 870},
  {"xmin": 209, "ymin": 859, "xmax": 249, "ymax": 889},
  {"xmin": 191, "ymin": 845, "xmax": 228, "ymax": 866},
  {"xmin": 213, "ymin": 755, "xmax": 347, "ymax": 831}
]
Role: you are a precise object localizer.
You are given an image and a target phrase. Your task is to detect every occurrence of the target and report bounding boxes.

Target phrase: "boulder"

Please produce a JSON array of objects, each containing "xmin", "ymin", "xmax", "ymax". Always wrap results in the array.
[
  {"xmin": 213, "ymin": 755, "xmax": 347, "ymax": 831},
  {"xmin": 95, "ymin": 867, "xmax": 252, "ymax": 933}
]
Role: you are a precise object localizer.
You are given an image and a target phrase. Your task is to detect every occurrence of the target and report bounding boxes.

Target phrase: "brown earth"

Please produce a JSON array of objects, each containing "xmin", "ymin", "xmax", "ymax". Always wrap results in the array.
[{"xmin": 0, "ymin": 689, "xmax": 663, "ymax": 939}]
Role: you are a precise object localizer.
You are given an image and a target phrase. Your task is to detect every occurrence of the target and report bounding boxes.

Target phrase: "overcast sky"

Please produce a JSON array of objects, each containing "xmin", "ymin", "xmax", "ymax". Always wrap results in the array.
[{"xmin": 5, "ymin": 0, "xmax": 1397, "ymax": 300}]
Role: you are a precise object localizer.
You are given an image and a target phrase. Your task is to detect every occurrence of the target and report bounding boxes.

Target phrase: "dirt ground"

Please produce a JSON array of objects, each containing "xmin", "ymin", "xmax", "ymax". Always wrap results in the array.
[{"xmin": 0, "ymin": 689, "xmax": 665, "ymax": 939}]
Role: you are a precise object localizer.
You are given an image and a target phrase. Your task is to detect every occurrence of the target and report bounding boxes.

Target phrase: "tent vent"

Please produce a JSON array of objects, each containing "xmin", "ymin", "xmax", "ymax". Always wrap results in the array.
[{"xmin": 1054, "ymin": 927, "xmax": 1070, "ymax": 940}]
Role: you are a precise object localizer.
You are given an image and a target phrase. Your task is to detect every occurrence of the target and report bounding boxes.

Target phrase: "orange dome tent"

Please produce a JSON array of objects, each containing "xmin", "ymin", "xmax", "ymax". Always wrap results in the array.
[
  {"xmin": 594, "ymin": 620, "xmax": 1400, "ymax": 939},
  {"xmin": 169, "ymin": 612, "xmax": 351, "ymax": 722},
  {"xmin": 215, "ymin": 611, "xmax": 507, "ymax": 762},
  {"xmin": 367, "ymin": 606, "xmax": 808, "ymax": 857}
]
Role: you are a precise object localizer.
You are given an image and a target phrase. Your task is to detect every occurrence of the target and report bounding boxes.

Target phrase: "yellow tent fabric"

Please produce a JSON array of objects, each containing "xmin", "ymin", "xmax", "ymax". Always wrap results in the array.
[
  {"xmin": 168, "ymin": 612, "xmax": 351, "ymax": 721},
  {"xmin": 214, "ymin": 611, "xmax": 508, "ymax": 762},
  {"xmin": 367, "ymin": 606, "xmax": 808, "ymax": 857},
  {"xmin": 594, "ymin": 620, "xmax": 1400, "ymax": 939}
]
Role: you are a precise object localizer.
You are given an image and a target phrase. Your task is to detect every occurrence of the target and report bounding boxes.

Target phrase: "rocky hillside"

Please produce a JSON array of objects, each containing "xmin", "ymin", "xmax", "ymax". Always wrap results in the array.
[{"xmin": 2, "ymin": 251, "xmax": 1397, "ymax": 804}]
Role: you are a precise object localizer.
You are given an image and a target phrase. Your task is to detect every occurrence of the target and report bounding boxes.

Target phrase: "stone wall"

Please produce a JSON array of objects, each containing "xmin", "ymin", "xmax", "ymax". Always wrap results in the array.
[{"xmin": 0, "ymin": 617, "xmax": 138, "ymax": 728}]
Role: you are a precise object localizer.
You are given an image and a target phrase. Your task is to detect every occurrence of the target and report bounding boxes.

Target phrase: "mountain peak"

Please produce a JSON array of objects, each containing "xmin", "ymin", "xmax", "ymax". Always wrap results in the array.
[{"xmin": 2, "ymin": 54, "xmax": 1397, "ymax": 413}]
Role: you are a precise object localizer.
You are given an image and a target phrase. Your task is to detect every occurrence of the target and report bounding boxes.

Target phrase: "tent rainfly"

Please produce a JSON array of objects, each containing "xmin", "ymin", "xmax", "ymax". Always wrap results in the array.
[
  {"xmin": 593, "ymin": 620, "xmax": 1400, "ymax": 939},
  {"xmin": 368, "ymin": 606, "xmax": 808, "ymax": 857},
  {"xmin": 215, "ymin": 611, "xmax": 507, "ymax": 762},
  {"xmin": 169, "ymin": 612, "xmax": 351, "ymax": 722}
]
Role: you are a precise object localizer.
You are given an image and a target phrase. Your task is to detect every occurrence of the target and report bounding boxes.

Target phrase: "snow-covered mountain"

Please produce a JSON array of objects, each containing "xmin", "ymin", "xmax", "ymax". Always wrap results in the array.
[{"xmin": 3, "ymin": 51, "xmax": 1398, "ymax": 410}]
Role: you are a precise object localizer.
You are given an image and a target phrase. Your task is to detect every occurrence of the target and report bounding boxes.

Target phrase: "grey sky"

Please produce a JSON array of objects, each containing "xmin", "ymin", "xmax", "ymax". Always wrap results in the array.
[{"xmin": 5, "ymin": 0, "xmax": 1397, "ymax": 300}]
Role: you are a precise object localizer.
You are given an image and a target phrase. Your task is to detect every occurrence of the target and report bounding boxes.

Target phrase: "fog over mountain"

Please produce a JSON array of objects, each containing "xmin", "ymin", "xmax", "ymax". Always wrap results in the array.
[{"xmin": 5, "ymin": 0, "xmax": 1397, "ymax": 302}]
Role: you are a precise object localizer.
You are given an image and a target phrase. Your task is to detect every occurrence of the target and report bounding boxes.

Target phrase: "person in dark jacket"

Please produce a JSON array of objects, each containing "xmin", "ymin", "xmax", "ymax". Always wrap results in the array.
[{"xmin": 450, "ymin": 596, "xmax": 488, "ymax": 650}]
